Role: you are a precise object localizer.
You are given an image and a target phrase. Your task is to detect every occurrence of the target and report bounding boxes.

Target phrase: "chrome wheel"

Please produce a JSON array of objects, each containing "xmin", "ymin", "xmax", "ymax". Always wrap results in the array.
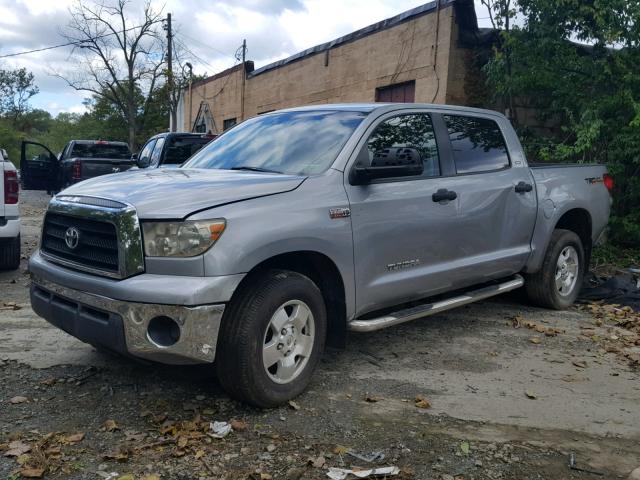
[
  {"xmin": 262, "ymin": 300, "xmax": 315, "ymax": 384},
  {"xmin": 555, "ymin": 246, "xmax": 579, "ymax": 296}
]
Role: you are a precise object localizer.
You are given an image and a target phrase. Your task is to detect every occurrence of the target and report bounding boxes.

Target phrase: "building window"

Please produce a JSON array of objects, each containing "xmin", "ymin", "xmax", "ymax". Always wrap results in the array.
[
  {"xmin": 443, "ymin": 115, "xmax": 510, "ymax": 174},
  {"xmin": 223, "ymin": 118, "xmax": 237, "ymax": 130},
  {"xmin": 375, "ymin": 81, "xmax": 416, "ymax": 103}
]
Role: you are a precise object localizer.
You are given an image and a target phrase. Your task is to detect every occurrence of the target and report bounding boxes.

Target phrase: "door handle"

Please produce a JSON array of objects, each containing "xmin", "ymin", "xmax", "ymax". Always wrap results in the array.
[
  {"xmin": 515, "ymin": 181, "xmax": 533, "ymax": 193},
  {"xmin": 432, "ymin": 189, "xmax": 457, "ymax": 203}
]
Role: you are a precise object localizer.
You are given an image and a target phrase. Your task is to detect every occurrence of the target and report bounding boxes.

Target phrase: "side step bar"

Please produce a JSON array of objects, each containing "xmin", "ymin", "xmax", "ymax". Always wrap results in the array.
[{"xmin": 348, "ymin": 274, "xmax": 524, "ymax": 332}]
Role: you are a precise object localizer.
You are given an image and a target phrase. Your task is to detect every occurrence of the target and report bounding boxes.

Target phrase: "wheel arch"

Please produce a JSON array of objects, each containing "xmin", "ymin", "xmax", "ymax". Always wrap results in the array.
[
  {"xmin": 229, "ymin": 250, "xmax": 348, "ymax": 348},
  {"xmin": 554, "ymin": 208, "xmax": 593, "ymax": 267}
]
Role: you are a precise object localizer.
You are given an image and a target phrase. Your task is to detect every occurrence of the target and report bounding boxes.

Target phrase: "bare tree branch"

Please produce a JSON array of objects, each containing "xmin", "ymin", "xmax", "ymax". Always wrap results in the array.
[{"xmin": 54, "ymin": 0, "xmax": 165, "ymax": 149}]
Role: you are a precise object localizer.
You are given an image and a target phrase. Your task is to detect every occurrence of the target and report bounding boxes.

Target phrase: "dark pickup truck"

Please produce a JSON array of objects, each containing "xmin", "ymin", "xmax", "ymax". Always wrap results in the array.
[{"xmin": 20, "ymin": 140, "xmax": 133, "ymax": 192}]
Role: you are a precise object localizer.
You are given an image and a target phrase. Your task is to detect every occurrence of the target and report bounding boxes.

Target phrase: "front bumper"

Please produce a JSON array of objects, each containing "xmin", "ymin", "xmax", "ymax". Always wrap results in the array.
[{"xmin": 31, "ymin": 274, "xmax": 225, "ymax": 364}]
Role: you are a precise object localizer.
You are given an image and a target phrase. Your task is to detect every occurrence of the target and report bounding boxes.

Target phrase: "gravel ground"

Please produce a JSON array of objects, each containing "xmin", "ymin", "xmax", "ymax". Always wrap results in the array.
[{"xmin": 1, "ymin": 191, "xmax": 639, "ymax": 480}]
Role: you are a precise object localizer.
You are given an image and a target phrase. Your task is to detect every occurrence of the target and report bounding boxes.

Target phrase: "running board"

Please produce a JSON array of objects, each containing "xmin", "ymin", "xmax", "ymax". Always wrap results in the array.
[{"xmin": 348, "ymin": 274, "xmax": 524, "ymax": 332}]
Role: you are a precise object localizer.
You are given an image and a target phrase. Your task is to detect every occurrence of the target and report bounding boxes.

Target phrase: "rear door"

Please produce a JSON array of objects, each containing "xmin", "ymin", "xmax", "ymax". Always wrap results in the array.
[
  {"xmin": 20, "ymin": 141, "xmax": 59, "ymax": 191},
  {"xmin": 439, "ymin": 113, "xmax": 537, "ymax": 281}
]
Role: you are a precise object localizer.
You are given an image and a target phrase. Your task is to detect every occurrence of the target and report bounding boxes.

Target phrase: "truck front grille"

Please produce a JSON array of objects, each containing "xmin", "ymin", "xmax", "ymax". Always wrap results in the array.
[{"xmin": 42, "ymin": 213, "xmax": 119, "ymax": 274}]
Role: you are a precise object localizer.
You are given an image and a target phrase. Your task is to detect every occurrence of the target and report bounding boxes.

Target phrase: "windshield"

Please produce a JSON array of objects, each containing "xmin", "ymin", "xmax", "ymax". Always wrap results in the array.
[
  {"xmin": 71, "ymin": 143, "xmax": 131, "ymax": 159},
  {"xmin": 182, "ymin": 110, "xmax": 366, "ymax": 175}
]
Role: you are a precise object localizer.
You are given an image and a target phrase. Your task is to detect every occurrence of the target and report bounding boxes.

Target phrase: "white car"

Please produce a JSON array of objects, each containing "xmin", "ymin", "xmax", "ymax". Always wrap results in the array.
[{"xmin": 0, "ymin": 148, "xmax": 20, "ymax": 270}]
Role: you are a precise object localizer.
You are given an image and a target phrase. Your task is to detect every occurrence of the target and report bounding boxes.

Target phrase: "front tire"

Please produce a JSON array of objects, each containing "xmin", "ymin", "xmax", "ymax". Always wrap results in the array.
[
  {"xmin": 216, "ymin": 269, "xmax": 326, "ymax": 408},
  {"xmin": 525, "ymin": 229, "xmax": 584, "ymax": 309},
  {"xmin": 0, "ymin": 235, "xmax": 20, "ymax": 270}
]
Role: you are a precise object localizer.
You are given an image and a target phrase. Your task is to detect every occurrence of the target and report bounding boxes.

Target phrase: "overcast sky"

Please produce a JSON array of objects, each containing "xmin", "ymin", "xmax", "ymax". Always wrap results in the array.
[{"xmin": 0, "ymin": 0, "xmax": 492, "ymax": 116}]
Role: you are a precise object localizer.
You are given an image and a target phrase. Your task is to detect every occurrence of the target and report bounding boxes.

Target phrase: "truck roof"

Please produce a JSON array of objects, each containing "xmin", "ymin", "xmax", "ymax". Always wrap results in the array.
[
  {"xmin": 71, "ymin": 140, "xmax": 129, "ymax": 146},
  {"xmin": 277, "ymin": 103, "xmax": 508, "ymax": 119}
]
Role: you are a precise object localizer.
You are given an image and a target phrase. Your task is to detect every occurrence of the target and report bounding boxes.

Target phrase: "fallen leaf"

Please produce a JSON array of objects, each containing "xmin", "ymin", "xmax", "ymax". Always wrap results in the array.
[
  {"xmin": 230, "ymin": 419, "xmax": 247, "ymax": 431},
  {"xmin": 460, "ymin": 441, "xmax": 470, "ymax": 455},
  {"xmin": 525, "ymin": 390, "xmax": 537, "ymax": 399},
  {"xmin": 364, "ymin": 395, "xmax": 380, "ymax": 403},
  {"xmin": 64, "ymin": 432, "xmax": 85, "ymax": 444},
  {"xmin": 414, "ymin": 395, "xmax": 431, "ymax": 409},
  {"xmin": 124, "ymin": 431, "xmax": 146, "ymax": 442},
  {"xmin": 260, "ymin": 474, "xmax": 273, "ymax": 480},
  {"xmin": 103, "ymin": 419, "xmax": 120, "ymax": 432},
  {"xmin": 103, "ymin": 451, "xmax": 128, "ymax": 462},
  {"xmin": 194, "ymin": 450, "xmax": 205, "ymax": 459},
  {"xmin": 16, "ymin": 454, "xmax": 30, "ymax": 465},
  {"xmin": 333, "ymin": 445, "xmax": 349, "ymax": 455},
  {"xmin": 266, "ymin": 443, "xmax": 277, "ymax": 453},
  {"xmin": 4, "ymin": 440, "xmax": 31, "ymax": 457},
  {"xmin": 308, "ymin": 455, "xmax": 326, "ymax": 468},
  {"xmin": 572, "ymin": 360, "xmax": 587, "ymax": 368},
  {"xmin": 288, "ymin": 400, "xmax": 301, "ymax": 410},
  {"xmin": 141, "ymin": 476, "xmax": 160, "ymax": 480},
  {"xmin": 9, "ymin": 396, "xmax": 28, "ymax": 404},
  {"xmin": 20, "ymin": 467, "xmax": 45, "ymax": 478},
  {"xmin": 117, "ymin": 475, "xmax": 134, "ymax": 480},
  {"xmin": 177, "ymin": 436, "xmax": 188, "ymax": 449},
  {"xmin": 529, "ymin": 337, "xmax": 541, "ymax": 344}
]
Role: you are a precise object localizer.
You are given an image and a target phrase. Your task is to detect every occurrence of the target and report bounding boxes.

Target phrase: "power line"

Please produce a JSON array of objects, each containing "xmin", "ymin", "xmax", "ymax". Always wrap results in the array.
[
  {"xmin": 176, "ymin": 31, "xmax": 238, "ymax": 61},
  {"xmin": 0, "ymin": 20, "xmax": 163, "ymax": 60}
]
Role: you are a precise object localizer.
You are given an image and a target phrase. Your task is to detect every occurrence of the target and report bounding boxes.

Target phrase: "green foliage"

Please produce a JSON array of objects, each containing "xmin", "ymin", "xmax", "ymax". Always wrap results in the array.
[
  {"xmin": 483, "ymin": 0, "xmax": 640, "ymax": 247},
  {"xmin": 0, "ymin": 67, "xmax": 39, "ymax": 120}
]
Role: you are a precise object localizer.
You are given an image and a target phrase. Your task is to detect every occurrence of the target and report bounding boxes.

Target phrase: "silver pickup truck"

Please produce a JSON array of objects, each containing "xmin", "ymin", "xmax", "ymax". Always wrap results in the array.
[{"xmin": 29, "ymin": 103, "xmax": 612, "ymax": 407}]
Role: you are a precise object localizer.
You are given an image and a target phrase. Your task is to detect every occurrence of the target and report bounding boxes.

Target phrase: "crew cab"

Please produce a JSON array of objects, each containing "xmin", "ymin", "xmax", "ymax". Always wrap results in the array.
[
  {"xmin": 1, "ymin": 149, "xmax": 20, "ymax": 270},
  {"xmin": 20, "ymin": 140, "xmax": 133, "ymax": 192},
  {"xmin": 133, "ymin": 132, "xmax": 216, "ymax": 169},
  {"xmin": 28, "ymin": 104, "xmax": 611, "ymax": 407}
]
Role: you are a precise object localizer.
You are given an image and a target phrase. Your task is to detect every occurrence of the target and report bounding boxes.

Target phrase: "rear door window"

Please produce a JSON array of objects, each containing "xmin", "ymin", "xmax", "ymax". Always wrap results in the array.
[{"xmin": 444, "ymin": 115, "xmax": 509, "ymax": 174}]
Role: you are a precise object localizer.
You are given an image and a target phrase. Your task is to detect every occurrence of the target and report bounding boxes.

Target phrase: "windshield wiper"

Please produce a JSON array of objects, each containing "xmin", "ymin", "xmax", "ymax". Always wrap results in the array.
[{"xmin": 230, "ymin": 166, "xmax": 283, "ymax": 174}]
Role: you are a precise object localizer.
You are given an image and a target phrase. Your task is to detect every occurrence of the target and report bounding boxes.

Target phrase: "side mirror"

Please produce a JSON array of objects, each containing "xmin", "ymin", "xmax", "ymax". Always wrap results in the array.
[
  {"xmin": 351, "ymin": 147, "xmax": 423, "ymax": 185},
  {"xmin": 136, "ymin": 155, "xmax": 150, "ymax": 169}
]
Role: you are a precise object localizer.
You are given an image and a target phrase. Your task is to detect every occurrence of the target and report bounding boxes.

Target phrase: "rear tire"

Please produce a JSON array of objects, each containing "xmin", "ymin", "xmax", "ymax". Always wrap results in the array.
[
  {"xmin": 525, "ymin": 229, "xmax": 584, "ymax": 309},
  {"xmin": 0, "ymin": 235, "xmax": 20, "ymax": 270},
  {"xmin": 216, "ymin": 269, "xmax": 326, "ymax": 408}
]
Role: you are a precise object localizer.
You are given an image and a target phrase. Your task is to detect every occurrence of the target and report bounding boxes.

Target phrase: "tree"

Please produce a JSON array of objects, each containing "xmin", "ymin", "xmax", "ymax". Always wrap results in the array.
[
  {"xmin": 0, "ymin": 68, "xmax": 39, "ymax": 124},
  {"xmin": 482, "ymin": 0, "xmax": 640, "ymax": 246},
  {"xmin": 56, "ymin": 0, "xmax": 165, "ymax": 149}
]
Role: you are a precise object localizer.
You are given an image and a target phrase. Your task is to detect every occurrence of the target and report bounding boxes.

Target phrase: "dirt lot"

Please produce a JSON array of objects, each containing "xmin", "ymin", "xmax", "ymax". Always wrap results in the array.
[{"xmin": 1, "ymin": 191, "xmax": 639, "ymax": 480}]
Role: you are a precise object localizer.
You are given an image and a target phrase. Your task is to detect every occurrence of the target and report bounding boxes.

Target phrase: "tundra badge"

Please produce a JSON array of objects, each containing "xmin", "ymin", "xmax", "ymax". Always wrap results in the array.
[{"xmin": 329, "ymin": 207, "xmax": 351, "ymax": 219}]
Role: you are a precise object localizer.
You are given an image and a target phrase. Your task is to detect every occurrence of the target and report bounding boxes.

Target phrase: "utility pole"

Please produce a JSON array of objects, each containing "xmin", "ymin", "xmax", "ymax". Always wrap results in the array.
[
  {"xmin": 186, "ymin": 62, "xmax": 193, "ymax": 132},
  {"xmin": 166, "ymin": 13, "xmax": 176, "ymax": 132},
  {"xmin": 240, "ymin": 38, "xmax": 246, "ymax": 122}
]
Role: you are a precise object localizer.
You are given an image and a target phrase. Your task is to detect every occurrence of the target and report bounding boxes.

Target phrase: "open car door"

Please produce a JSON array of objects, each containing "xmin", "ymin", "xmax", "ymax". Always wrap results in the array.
[{"xmin": 21, "ymin": 141, "xmax": 59, "ymax": 191}]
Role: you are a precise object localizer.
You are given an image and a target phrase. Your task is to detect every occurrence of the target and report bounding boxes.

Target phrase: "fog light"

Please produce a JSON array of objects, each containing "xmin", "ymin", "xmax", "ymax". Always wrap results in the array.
[{"xmin": 147, "ymin": 316, "xmax": 180, "ymax": 347}]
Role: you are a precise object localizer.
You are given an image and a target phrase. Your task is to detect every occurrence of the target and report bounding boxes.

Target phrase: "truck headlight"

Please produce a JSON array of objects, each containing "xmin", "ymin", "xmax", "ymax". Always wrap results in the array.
[{"xmin": 142, "ymin": 220, "xmax": 226, "ymax": 257}]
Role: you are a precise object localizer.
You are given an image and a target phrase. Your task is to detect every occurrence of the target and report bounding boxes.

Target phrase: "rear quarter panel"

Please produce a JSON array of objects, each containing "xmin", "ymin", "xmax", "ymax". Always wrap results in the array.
[{"xmin": 525, "ymin": 164, "xmax": 610, "ymax": 272}]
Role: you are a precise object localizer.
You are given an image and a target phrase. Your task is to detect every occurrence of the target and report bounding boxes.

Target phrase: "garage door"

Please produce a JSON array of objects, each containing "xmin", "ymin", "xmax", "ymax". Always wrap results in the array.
[{"xmin": 375, "ymin": 81, "xmax": 416, "ymax": 103}]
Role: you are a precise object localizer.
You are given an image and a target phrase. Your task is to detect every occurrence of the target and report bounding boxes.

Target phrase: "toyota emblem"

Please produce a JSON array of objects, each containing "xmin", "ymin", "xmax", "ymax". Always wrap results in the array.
[{"xmin": 64, "ymin": 226, "xmax": 80, "ymax": 250}]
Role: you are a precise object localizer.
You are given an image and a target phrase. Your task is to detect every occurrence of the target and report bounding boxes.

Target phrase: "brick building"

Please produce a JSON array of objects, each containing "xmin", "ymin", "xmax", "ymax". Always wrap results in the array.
[{"xmin": 177, "ymin": 0, "xmax": 483, "ymax": 133}]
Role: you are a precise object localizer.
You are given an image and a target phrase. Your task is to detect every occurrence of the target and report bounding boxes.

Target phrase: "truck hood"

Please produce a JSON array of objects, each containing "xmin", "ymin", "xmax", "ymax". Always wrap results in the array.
[{"xmin": 60, "ymin": 168, "xmax": 306, "ymax": 219}]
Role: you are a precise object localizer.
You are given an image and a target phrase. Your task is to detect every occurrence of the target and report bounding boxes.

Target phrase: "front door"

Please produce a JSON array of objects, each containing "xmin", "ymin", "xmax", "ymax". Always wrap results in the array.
[{"xmin": 20, "ymin": 141, "xmax": 59, "ymax": 191}]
